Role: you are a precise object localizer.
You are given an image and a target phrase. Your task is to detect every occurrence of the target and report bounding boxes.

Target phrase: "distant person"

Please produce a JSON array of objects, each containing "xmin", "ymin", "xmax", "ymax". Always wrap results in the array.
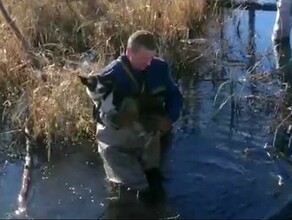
[
  {"xmin": 272, "ymin": 0, "xmax": 292, "ymax": 43},
  {"xmin": 273, "ymin": 38, "xmax": 292, "ymax": 85},
  {"xmin": 272, "ymin": 40, "xmax": 292, "ymax": 158}
]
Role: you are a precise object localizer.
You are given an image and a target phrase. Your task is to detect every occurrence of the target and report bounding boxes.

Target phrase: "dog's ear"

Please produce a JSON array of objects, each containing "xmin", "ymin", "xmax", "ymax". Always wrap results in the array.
[
  {"xmin": 78, "ymin": 75, "xmax": 88, "ymax": 85},
  {"xmin": 78, "ymin": 75, "xmax": 98, "ymax": 91}
]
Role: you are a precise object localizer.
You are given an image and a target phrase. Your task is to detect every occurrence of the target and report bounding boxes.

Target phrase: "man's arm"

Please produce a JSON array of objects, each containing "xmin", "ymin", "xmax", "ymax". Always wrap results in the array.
[{"xmin": 163, "ymin": 63, "xmax": 183, "ymax": 124}]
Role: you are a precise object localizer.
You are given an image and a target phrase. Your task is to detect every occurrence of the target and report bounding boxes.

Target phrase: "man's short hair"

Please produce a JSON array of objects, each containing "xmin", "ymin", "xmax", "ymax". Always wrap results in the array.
[{"xmin": 127, "ymin": 30, "xmax": 157, "ymax": 52}]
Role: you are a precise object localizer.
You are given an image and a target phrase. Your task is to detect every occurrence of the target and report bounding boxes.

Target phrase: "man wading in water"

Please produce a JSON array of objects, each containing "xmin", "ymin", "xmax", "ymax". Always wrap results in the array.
[{"xmin": 85, "ymin": 30, "xmax": 183, "ymax": 206}]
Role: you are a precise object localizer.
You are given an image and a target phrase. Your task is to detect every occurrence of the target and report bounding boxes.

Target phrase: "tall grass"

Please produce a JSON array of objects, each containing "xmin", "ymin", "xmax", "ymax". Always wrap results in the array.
[{"xmin": 0, "ymin": 0, "xmax": 207, "ymax": 152}]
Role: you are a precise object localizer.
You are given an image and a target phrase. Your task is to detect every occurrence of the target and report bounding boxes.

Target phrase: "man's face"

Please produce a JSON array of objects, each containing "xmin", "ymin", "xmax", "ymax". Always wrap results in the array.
[{"xmin": 126, "ymin": 47, "xmax": 155, "ymax": 71}]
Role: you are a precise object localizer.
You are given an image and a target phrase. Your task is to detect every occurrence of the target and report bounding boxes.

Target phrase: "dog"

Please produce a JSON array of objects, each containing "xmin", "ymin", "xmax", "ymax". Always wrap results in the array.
[
  {"xmin": 78, "ymin": 74, "xmax": 166, "ymax": 134},
  {"xmin": 78, "ymin": 73, "xmax": 114, "ymax": 115}
]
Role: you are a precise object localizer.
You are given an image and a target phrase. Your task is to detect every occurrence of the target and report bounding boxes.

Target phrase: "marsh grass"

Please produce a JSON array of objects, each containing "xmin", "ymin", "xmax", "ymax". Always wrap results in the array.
[{"xmin": 0, "ymin": 0, "xmax": 207, "ymax": 156}]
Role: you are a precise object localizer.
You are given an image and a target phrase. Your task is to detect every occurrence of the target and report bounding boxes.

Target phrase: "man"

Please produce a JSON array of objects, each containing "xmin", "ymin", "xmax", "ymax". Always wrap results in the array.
[
  {"xmin": 93, "ymin": 30, "xmax": 183, "ymax": 202},
  {"xmin": 272, "ymin": 0, "xmax": 292, "ymax": 43}
]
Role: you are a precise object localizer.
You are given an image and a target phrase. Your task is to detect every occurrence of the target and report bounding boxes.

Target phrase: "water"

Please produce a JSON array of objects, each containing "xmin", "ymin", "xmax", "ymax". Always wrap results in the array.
[
  {"xmin": 27, "ymin": 151, "xmax": 107, "ymax": 219},
  {"xmin": 0, "ymin": 161, "xmax": 22, "ymax": 218},
  {"xmin": 3, "ymin": 0, "xmax": 292, "ymax": 219}
]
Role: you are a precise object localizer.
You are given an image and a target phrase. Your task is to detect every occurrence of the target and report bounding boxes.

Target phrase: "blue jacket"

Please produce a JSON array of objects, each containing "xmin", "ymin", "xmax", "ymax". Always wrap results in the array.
[{"xmin": 97, "ymin": 54, "xmax": 183, "ymax": 124}]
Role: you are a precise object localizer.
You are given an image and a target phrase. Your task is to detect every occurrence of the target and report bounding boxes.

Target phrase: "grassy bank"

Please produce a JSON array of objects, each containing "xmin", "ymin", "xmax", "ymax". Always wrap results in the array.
[{"xmin": 0, "ymin": 0, "xmax": 208, "ymax": 156}]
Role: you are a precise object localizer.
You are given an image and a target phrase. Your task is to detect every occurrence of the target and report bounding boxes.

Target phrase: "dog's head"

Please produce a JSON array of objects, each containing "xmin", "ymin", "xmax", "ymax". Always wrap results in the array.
[
  {"xmin": 78, "ymin": 74, "xmax": 98, "ymax": 92},
  {"xmin": 78, "ymin": 74, "xmax": 103, "ymax": 105},
  {"xmin": 78, "ymin": 73, "xmax": 117, "ymax": 113}
]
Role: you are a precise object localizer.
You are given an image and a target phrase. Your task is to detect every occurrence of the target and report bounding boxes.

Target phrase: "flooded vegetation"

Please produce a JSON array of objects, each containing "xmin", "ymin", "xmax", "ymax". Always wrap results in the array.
[{"xmin": 2, "ymin": 0, "xmax": 292, "ymax": 219}]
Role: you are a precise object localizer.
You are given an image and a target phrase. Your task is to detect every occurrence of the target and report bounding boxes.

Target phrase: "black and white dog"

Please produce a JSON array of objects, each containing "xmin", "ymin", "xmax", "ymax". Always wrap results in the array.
[
  {"xmin": 78, "ymin": 73, "xmax": 116, "ymax": 124},
  {"xmin": 78, "ymin": 74, "xmax": 166, "ymax": 134}
]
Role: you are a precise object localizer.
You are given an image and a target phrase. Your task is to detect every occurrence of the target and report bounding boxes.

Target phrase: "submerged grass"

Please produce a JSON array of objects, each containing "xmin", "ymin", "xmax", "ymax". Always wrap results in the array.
[{"xmin": 0, "ymin": 0, "xmax": 208, "ymax": 155}]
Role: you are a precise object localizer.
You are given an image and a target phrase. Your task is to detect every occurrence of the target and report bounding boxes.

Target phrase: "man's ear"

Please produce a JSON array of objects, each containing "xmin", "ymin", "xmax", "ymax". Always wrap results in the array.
[{"xmin": 78, "ymin": 75, "xmax": 98, "ymax": 91}]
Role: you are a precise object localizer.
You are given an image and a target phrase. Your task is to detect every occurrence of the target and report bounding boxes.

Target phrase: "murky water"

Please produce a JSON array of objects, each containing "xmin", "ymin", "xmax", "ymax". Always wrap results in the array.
[
  {"xmin": 0, "ymin": 161, "xmax": 22, "ymax": 218},
  {"xmin": 3, "ymin": 0, "xmax": 292, "ymax": 219},
  {"xmin": 27, "ymin": 151, "xmax": 107, "ymax": 219}
]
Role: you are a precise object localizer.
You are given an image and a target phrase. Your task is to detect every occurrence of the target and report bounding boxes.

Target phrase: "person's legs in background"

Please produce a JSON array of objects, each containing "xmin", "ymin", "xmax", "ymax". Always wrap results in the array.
[
  {"xmin": 272, "ymin": 0, "xmax": 292, "ymax": 42},
  {"xmin": 273, "ymin": 38, "xmax": 292, "ymax": 85}
]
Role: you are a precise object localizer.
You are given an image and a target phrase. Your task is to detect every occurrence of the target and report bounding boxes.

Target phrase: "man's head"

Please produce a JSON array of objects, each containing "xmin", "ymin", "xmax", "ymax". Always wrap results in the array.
[{"xmin": 126, "ymin": 30, "xmax": 157, "ymax": 71}]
